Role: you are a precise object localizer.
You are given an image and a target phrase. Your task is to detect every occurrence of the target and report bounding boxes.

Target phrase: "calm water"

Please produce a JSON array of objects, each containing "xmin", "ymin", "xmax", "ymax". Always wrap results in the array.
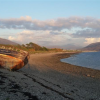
[{"xmin": 61, "ymin": 52, "xmax": 100, "ymax": 70}]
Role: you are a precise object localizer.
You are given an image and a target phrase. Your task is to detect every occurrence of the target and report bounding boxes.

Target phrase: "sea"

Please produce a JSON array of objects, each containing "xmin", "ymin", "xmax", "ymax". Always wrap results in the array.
[{"xmin": 61, "ymin": 52, "xmax": 100, "ymax": 70}]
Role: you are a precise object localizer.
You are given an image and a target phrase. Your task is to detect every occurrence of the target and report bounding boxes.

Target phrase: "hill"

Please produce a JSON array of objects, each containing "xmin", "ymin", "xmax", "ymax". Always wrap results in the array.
[
  {"xmin": 61, "ymin": 44, "xmax": 82, "ymax": 50},
  {"xmin": 0, "ymin": 42, "xmax": 49, "ymax": 53},
  {"xmin": 0, "ymin": 38, "xmax": 18, "ymax": 45},
  {"xmin": 82, "ymin": 42, "xmax": 100, "ymax": 51},
  {"xmin": 48, "ymin": 44, "xmax": 82, "ymax": 50}
]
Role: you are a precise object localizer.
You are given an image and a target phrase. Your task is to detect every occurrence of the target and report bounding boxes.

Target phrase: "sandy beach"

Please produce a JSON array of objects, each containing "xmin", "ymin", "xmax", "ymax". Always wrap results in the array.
[{"xmin": 0, "ymin": 52, "xmax": 100, "ymax": 100}]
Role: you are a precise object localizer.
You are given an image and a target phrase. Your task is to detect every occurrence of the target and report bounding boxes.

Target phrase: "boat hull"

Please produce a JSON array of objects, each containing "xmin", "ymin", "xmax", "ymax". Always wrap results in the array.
[{"xmin": 0, "ymin": 49, "xmax": 29, "ymax": 71}]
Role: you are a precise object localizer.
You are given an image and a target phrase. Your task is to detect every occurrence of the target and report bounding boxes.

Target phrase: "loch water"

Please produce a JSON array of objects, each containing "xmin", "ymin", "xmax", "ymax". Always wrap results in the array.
[{"xmin": 61, "ymin": 52, "xmax": 100, "ymax": 70}]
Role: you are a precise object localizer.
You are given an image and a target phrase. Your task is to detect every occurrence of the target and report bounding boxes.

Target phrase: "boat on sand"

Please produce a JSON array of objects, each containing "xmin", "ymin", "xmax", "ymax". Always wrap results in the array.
[{"xmin": 0, "ymin": 48, "xmax": 29, "ymax": 71}]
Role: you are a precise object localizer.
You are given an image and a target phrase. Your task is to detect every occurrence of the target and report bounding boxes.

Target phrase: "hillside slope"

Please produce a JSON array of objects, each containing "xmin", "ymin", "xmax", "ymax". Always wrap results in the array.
[
  {"xmin": 0, "ymin": 38, "xmax": 18, "ymax": 45},
  {"xmin": 82, "ymin": 42, "xmax": 100, "ymax": 51}
]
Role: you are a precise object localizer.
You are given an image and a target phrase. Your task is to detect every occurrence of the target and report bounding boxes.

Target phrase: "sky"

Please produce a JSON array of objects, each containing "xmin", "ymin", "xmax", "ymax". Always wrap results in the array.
[{"xmin": 0, "ymin": 0, "xmax": 100, "ymax": 48}]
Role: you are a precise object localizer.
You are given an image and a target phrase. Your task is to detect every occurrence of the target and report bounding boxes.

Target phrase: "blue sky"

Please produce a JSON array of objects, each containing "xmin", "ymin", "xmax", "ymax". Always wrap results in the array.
[
  {"xmin": 0, "ymin": 0, "xmax": 100, "ymax": 19},
  {"xmin": 0, "ymin": 0, "xmax": 100, "ymax": 48}
]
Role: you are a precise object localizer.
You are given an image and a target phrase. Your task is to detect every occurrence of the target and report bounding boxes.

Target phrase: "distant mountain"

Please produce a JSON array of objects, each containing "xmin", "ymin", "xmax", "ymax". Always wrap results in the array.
[
  {"xmin": 0, "ymin": 38, "xmax": 18, "ymax": 45},
  {"xmin": 61, "ymin": 44, "xmax": 82, "ymax": 50},
  {"xmin": 48, "ymin": 44, "xmax": 83, "ymax": 50},
  {"xmin": 63, "ymin": 44, "xmax": 82, "ymax": 50},
  {"xmin": 82, "ymin": 42, "xmax": 100, "ymax": 51}
]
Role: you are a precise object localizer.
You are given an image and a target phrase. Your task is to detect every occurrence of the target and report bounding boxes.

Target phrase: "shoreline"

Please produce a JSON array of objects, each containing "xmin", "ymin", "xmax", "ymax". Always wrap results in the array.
[
  {"xmin": 28, "ymin": 52, "xmax": 100, "ymax": 79},
  {"xmin": 0, "ymin": 52, "xmax": 100, "ymax": 100}
]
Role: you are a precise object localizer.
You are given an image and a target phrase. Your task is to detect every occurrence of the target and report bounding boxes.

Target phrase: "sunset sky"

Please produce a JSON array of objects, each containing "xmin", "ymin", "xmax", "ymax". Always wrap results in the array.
[{"xmin": 0, "ymin": 0, "xmax": 100, "ymax": 48}]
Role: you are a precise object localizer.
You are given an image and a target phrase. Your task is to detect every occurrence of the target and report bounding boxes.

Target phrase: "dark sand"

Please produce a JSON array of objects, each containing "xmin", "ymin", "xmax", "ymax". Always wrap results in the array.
[
  {"xmin": 0, "ymin": 52, "xmax": 100, "ymax": 100},
  {"xmin": 28, "ymin": 52, "xmax": 100, "ymax": 78}
]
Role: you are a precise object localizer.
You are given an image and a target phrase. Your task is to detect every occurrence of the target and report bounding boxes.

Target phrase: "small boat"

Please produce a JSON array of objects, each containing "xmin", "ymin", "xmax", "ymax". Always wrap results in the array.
[{"xmin": 0, "ymin": 48, "xmax": 29, "ymax": 71}]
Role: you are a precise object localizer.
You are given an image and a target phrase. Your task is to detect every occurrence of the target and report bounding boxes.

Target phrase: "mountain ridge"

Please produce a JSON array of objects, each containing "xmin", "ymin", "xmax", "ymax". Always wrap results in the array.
[
  {"xmin": 0, "ymin": 37, "xmax": 18, "ymax": 45},
  {"xmin": 82, "ymin": 42, "xmax": 100, "ymax": 51}
]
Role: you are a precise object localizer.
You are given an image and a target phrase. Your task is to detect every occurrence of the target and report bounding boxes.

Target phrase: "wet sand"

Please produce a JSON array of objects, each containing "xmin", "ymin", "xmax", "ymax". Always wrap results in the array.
[{"xmin": 0, "ymin": 52, "xmax": 100, "ymax": 100}]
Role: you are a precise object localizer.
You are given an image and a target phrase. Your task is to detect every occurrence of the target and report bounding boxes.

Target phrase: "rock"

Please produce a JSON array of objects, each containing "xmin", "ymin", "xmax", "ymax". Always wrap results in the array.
[{"xmin": 87, "ymin": 74, "xmax": 91, "ymax": 77}]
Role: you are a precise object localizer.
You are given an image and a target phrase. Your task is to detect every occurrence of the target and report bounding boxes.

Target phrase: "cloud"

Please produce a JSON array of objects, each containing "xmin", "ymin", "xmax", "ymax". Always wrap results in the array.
[
  {"xmin": 8, "ymin": 36, "xmax": 15, "ymax": 41},
  {"xmin": 85, "ymin": 38, "xmax": 100, "ymax": 44},
  {"xmin": 2, "ymin": 16, "xmax": 100, "ymax": 47},
  {"xmin": 0, "ymin": 16, "xmax": 100, "ymax": 31},
  {"xmin": 18, "ymin": 30, "xmax": 34, "ymax": 35},
  {"xmin": 71, "ymin": 28, "xmax": 100, "ymax": 38},
  {"xmin": 8, "ymin": 30, "xmax": 69, "ymax": 46},
  {"xmin": 8, "ymin": 30, "xmax": 34, "ymax": 43}
]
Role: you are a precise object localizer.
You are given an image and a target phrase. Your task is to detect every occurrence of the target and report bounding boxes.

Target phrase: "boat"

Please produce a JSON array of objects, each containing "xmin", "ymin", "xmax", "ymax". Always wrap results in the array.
[{"xmin": 0, "ymin": 48, "xmax": 29, "ymax": 71}]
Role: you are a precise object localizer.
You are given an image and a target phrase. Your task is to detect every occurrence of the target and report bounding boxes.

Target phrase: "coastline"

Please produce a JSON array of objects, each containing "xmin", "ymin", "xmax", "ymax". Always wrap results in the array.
[
  {"xmin": 0, "ymin": 52, "xmax": 100, "ymax": 100},
  {"xmin": 28, "ymin": 52, "xmax": 100, "ymax": 78}
]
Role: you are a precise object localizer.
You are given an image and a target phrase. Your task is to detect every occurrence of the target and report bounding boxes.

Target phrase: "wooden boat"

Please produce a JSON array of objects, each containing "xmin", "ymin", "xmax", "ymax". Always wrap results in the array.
[{"xmin": 0, "ymin": 49, "xmax": 29, "ymax": 71}]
